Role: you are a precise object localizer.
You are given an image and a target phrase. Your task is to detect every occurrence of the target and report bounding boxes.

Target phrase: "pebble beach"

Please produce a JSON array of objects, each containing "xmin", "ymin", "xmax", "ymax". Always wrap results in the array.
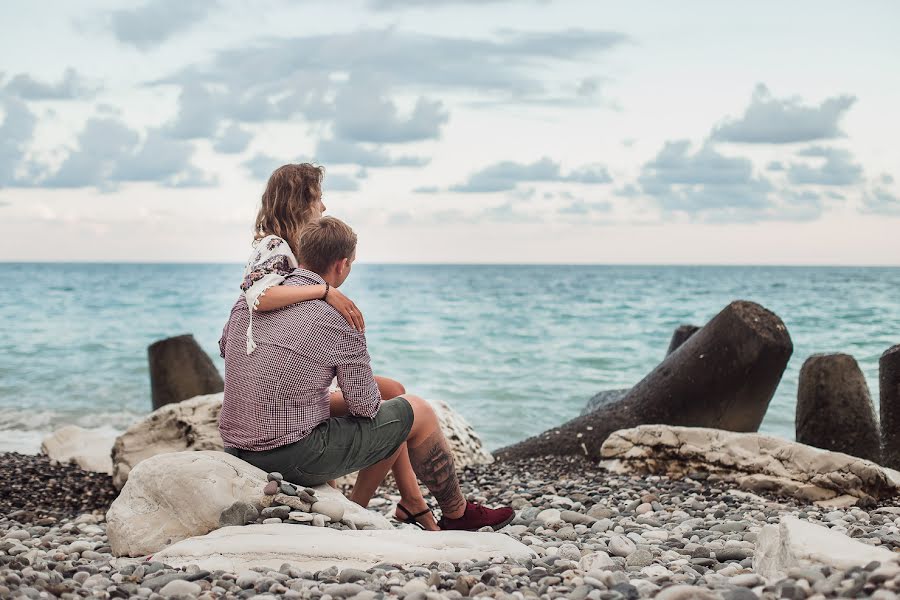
[{"xmin": 4, "ymin": 453, "xmax": 900, "ymax": 600}]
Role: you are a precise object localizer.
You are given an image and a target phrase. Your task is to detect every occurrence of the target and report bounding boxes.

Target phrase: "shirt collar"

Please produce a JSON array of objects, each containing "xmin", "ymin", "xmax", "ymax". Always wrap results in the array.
[{"xmin": 287, "ymin": 268, "xmax": 327, "ymax": 286}]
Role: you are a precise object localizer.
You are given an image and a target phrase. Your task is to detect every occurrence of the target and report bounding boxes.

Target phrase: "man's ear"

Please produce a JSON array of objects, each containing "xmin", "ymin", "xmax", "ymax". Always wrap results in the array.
[{"xmin": 337, "ymin": 257, "xmax": 349, "ymax": 276}]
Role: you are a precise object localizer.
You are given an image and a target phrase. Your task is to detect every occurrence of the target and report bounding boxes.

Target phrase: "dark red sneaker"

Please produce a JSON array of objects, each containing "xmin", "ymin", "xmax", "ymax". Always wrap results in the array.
[{"xmin": 438, "ymin": 501, "xmax": 515, "ymax": 531}]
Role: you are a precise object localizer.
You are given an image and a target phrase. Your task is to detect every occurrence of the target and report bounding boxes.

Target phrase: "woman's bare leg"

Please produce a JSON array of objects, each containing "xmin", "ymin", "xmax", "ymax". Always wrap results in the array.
[{"xmin": 330, "ymin": 377, "xmax": 439, "ymax": 530}]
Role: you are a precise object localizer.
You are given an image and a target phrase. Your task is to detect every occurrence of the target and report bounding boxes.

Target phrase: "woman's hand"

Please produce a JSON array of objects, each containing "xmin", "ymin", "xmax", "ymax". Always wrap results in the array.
[{"xmin": 326, "ymin": 287, "xmax": 365, "ymax": 331}]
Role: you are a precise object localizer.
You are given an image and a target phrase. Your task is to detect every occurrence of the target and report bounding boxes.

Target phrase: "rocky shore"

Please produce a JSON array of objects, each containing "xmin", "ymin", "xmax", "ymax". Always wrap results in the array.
[{"xmin": 3, "ymin": 452, "xmax": 900, "ymax": 599}]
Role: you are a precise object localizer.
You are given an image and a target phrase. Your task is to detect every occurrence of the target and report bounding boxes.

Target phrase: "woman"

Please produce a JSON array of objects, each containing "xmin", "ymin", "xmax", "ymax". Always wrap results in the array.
[{"xmin": 242, "ymin": 163, "xmax": 438, "ymax": 530}]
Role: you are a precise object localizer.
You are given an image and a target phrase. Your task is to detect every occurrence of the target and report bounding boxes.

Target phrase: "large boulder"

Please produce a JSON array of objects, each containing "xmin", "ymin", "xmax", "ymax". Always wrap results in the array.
[
  {"xmin": 755, "ymin": 517, "xmax": 898, "ymax": 580},
  {"xmin": 880, "ymin": 345, "xmax": 900, "ymax": 469},
  {"xmin": 796, "ymin": 353, "xmax": 881, "ymax": 463},
  {"xmin": 601, "ymin": 425, "xmax": 900, "ymax": 503},
  {"xmin": 106, "ymin": 450, "xmax": 392, "ymax": 557},
  {"xmin": 111, "ymin": 394, "xmax": 222, "ymax": 489},
  {"xmin": 41, "ymin": 425, "xmax": 117, "ymax": 474},
  {"xmin": 152, "ymin": 523, "xmax": 534, "ymax": 571},
  {"xmin": 113, "ymin": 393, "xmax": 491, "ymax": 489}
]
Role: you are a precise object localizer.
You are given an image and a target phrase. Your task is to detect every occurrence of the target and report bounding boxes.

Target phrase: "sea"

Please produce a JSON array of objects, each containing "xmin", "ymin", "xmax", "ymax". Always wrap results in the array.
[{"xmin": 1, "ymin": 263, "xmax": 898, "ymax": 454}]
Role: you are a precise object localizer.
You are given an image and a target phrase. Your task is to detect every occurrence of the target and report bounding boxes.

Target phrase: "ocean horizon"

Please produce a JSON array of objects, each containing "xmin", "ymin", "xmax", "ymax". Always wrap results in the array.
[{"xmin": 1, "ymin": 262, "xmax": 897, "ymax": 455}]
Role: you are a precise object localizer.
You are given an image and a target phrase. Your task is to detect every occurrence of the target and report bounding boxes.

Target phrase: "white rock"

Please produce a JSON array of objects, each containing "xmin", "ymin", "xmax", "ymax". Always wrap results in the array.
[
  {"xmin": 311, "ymin": 500, "xmax": 345, "ymax": 523},
  {"xmin": 111, "ymin": 394, "xmax": 224, "ymax": 489},
  {"xmin": 152, "ymin": 523, "xmax": 535, "ymax": 571},
  {"xmin": 754, "ymin": 516, "xmax": 899, "ymax": 580},
  {"xmin": 106, "ymin": 450, "xmax": 391, "ymax": 557},
  {"xmin": 601, "ymin": 425, "xmax": 900, "ymax": 503},
  {"xmin": 41, "ymin": 425, "xmax": 117, "ymax": 474},
  {"xmin": 159, "ymin": 579, "xmax": 201, "ymax": 596},
  {"xmin": 536, "ymin": 508, "xmax": 561, "ymax": 525},
  {"xmin": 608, "ymin": 535, "xmax": 636, "ymax": 557}
]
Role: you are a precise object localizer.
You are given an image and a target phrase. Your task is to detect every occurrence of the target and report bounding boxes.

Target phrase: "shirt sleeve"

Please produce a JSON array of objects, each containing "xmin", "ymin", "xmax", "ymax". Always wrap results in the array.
[
  {"xmin": 331, "ymin": 325, "xmax": 381, "ymax": 418},
  {"xmin": 241, "ymin": 236, "xmax": 299, "ymax": 311}
]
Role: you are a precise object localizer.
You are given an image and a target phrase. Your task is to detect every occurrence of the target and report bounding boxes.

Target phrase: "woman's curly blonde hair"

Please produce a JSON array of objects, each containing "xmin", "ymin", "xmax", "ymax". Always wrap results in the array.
[{"xmin": 254, "ymin": 163, "xmax": 324, "ymax": 259}]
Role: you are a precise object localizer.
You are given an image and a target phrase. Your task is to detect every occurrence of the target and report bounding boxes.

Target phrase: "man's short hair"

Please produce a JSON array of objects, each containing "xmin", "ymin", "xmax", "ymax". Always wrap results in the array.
[{"xmin": 297, "ymin": 217, "xmax": 358, "ymax": 274}]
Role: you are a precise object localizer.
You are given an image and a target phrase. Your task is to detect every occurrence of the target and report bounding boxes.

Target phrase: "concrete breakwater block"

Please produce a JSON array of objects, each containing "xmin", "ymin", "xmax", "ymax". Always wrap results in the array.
[
  {"xmin": 880, "ymin": 345, "xmax": 900, "ymax": 470},
  {"xmin": 151, "ymin": 523, "xmax": 536, "ymax": 572},
  {"xmin": 755, "ymin": 516, "xmax": 899, "ymax": 581},
  {"xmin": 498, "ymin": 300, "xmax": 793, "ymax": 461},
  {"xmin": 796, "ymin": 353, "xmax": 881, "ymax": 463},
  {"xmin": 148, "ymin": 334, "xmax": 223, "ymax": 410}
]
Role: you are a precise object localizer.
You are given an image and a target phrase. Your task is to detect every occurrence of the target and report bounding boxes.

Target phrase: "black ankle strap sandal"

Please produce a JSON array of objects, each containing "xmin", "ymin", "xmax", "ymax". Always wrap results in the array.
[{"xmin": 396, "ymin": 503, "xmax": 434, "ymax": 530}]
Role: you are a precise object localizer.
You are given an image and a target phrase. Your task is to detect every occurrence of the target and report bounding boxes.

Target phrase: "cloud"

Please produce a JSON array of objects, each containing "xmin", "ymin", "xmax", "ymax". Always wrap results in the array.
[
  {"xmin": 883, "ymin": 174, "xmax": 895, "ymax": 185},
  {"xmin": 0, "ymin": 97, "xmax": 37, "ymax": 186},
  {"xmin": 31, "ymin": 117, "xmax": 213, "ymax": 190},
  {"xmin": 156, "ymin": 28, "xmax": 626, "ymax": 139},
  {"xmin": 636, "ymin": 140, "xmax": 785, "ymax": 221},
  {"xmin": 862, "ymin": 187, "xmax": 900, "ymax": 216},
  {"xmin": 332, "ymin": 80, "xmax": 449, "ymax": 143},
  {"xmin": 325, "ymin": 173, "xmax": 359, "ymax": 192},
  {"xmin": 165, "ymin": 81, "xmax": 221, "ymax": 139},
  {"xmin": 450, "ymin": 158, "xmax": 612, "ymax": 192},
  {"xmin": 3, "ymin": 68, "xmax": 100, "ymax": 100},
  {"xmin": 369, "ymin": 0, "xmax": 514, "ymax": 8},
  {"xmin": 766, "ymin": 161, "xmax": 785, "ymax": 171},
  {"xmin": 787, "ymin": 146, "xmax": 863, "ymax": 186},
  {"xmin": 315, "ymin": 138, "xmax": 427, "ymax": 167},
  {"xmin": 413, "ymin": 185, "xmax": 440, "ymax": 193},
  {"xmin": 711, "ymin": 84, "xmax": 856, "ymax": 144},
  {"xmin": 107, "ymin": 0, "xmax": 218, "ymax": 50},
  {"xmin": 213, "ymin": 123, "xmax": 253, "ymax": 154},
  {"xmin": 558, "ymin": 199, "xmax": 612, "ymax": 215},
  {"xmin": 242, "ymin": 154, "xmax": 285, "ymax": 181}
]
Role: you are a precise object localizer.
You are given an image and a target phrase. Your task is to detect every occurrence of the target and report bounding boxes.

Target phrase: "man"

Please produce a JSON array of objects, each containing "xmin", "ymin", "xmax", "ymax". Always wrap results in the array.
[{"xmin": 219, "ymin": 217, "xmax": 514, "ymax": 531}]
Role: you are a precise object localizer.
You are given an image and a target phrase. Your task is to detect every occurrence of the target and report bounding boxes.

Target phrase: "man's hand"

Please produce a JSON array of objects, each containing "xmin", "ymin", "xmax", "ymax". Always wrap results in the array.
[{"xmin": 326, "ymin": 287, "xmax": 365, "ymax": 331}]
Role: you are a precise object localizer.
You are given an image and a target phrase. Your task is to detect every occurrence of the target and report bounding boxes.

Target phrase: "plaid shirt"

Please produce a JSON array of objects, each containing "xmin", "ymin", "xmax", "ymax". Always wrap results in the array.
[{"xmin": 218, "ymin": 269, "xmax": 381, "ymax": 451}]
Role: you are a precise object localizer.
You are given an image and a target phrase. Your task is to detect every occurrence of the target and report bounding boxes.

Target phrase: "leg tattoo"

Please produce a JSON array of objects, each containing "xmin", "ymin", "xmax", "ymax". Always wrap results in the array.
[{"xmin": 408, "ymin": 431, "xmax": 466, "ymax": 516}]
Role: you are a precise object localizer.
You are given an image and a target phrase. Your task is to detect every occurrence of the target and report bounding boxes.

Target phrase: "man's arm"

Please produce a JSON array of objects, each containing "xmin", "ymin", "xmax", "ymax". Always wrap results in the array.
[{"xmin": 331, "ymin": 324, "xmax": 381, "ymax": 418}]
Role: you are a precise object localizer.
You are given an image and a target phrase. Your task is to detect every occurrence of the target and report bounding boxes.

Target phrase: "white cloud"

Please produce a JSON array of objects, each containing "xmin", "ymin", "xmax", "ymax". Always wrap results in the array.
[
  {"xmin": 3, "ymin": 68, "xmax": 100, "ymax": 100},
  {"xmin": 787, "ymin": 146, "xmax": 863, "ymax": 186},
  {"xmin": 450, "ymin": 158, "xmax": 612, "ymax": 192},
  {"xmin": 711, "ymin": 84, "xmax": 856, "ymax": 144},
  {"xmin": 107, "ymin": 0, "xmax": 219, "ymax": 50}
]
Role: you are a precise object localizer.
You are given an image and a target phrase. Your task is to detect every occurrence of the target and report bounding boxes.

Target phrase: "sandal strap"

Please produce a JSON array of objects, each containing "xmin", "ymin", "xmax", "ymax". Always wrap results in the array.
[{"xmin": 397, "ymin": 503, "xmax": 433, "ymax": 522}]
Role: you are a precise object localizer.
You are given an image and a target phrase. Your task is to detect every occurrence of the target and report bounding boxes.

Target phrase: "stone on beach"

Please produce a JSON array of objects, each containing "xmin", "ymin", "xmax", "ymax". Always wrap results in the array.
[
  {"xmin": 601, "ymin": 425, "xmax": 900, "ymax": 502},
  {"xmin": 106, "ymin": 450, "xmax": 266, "ymax": 556},
  {"xmin": 106, "ymin": 450, "xmax": 391, "ymax": 557},
  {"xmin": 755, "ymin": 516, "xmax": 899, "ymax": 580},
  {"xmin": 151, "ymin": 523, "xmax": 535, "ymax": 571},
  {"xmin": 148, "ymin": 334, "xmax": 223, "ymax": 410},
  {"xmin": 110, "ymin": 393, "xmax": 223, "ymax": 489},
  {"xmin": 796, "ymin": 353, "xmax": 882, "ymax": 463},
  {"xmin": 40, "ymin": 425, "xmax": 117, "ymax": 474},
  {"xmin": 880, "ymin": 344, "xmax": 900, "ymax": 470},
  {"xmin": 497, "ymin": 300, "xmax": 793, "ymax": 461}
]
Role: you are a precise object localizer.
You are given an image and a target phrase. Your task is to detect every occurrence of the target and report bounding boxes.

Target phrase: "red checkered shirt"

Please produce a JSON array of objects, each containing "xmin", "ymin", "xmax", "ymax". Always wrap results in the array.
[{"xmin": 218, "ymin": 269, "xmax": 382, "ymax": 451}]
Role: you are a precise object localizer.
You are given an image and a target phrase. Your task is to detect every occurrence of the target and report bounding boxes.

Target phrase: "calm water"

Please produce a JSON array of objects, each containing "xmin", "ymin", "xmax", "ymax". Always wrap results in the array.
[{"xmin": 0, "ymin": 264, "xmax": 898, "ymax": 453}]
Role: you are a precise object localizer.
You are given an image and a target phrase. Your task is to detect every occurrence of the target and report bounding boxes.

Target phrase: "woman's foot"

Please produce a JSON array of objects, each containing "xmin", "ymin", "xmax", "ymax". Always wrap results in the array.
[{"xmin": 395, "ymin": 501, "xmax": 440, "ymax": 531}]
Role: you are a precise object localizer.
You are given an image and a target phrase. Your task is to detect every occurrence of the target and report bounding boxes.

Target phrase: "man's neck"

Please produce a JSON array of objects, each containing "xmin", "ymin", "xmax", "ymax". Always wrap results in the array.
[{"xmin": 315, "ymin": 269, "xmax": 340, "ymax": 288}]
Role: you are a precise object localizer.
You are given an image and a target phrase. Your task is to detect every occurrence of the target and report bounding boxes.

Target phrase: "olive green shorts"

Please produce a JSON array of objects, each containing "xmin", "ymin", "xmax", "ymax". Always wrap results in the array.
[{"xmin": 225, "ymin": 396, "xmax": 414, "ymax": 487}]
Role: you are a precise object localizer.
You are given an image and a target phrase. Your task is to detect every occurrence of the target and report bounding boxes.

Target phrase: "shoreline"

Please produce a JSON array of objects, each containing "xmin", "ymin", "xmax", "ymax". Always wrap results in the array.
[{"xmin": 3, "ymin": 452, "xmax": 900, "ymax": 599}]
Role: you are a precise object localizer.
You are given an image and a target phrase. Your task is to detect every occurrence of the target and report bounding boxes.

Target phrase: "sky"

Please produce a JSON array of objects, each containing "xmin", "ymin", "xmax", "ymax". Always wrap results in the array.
[{"xmin": 0, "ymin": 0, "xmax": 898, "ymax": 264}]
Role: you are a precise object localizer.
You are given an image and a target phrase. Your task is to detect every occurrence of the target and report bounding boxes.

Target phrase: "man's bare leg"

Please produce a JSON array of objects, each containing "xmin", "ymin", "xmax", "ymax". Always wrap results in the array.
[
  {"xmin": 352, "ymin": 443, "xmax": 440, "ymax": 531},
  {"xmin": 330, "ymin": 378, "xmax": 439, "ymax": 529},
  {"xmin": 403, "ymin": 395, "xmax": 466, "ymax": 519}
]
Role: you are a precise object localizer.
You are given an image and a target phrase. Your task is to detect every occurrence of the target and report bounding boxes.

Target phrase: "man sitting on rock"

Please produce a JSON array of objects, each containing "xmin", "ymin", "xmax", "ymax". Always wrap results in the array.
[{"xmin": 218, "ymin": 216, "xmax": 514, "ymax": 531}]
